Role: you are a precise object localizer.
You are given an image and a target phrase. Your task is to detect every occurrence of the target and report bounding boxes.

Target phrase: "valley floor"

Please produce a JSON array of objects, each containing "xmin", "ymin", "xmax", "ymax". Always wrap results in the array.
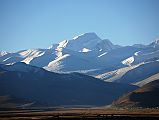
[{"xmin": 0, "ymin": 107, "xmax": 159, "ymax": 120}]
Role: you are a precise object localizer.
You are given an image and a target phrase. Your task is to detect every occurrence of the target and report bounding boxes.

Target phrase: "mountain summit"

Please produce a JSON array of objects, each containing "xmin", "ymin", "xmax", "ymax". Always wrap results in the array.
[
  {"xmin": 149, "ymin": 39, "xmax": 159, "ymax": 48},
  {"xmin": 49, "ymin": 32, "xmax": 119, "ymax": 52}
]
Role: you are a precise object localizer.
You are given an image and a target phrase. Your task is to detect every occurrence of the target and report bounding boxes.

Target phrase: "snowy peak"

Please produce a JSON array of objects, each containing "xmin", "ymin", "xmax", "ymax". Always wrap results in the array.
[
  {"xmin": 0, "ymin": 51, "xmax": 8, "ymax": 56},
  {"xmin": 155, "ymin": 39, "xmax": 159, "ymax": 44},
  {"xmin": 72, "ymin": 32, "xmax": 100, "ymax": 41},
  {"xmin": 49, "ymin": 32, "xmax": 119, "ymax": 52},
  {"xmin": 57, "ymin": 40, "xmax": 68, "ymax": 48},
  {"xmin": 48, "ymin": 33, "xmax": 101, "ymax": 51},
  {"xmin": 149, "ymin": 39, "xmax": 159, "ymax": 48},
  {"xmin": 61, "ymin": 32, "xmax": 102, "ymax": 51}
]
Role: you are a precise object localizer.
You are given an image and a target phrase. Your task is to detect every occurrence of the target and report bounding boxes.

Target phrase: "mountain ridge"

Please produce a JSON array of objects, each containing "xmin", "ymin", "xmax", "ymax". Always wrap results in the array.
[
  {"xmin": 113, "ymin": 80, "xmax": 159, "ymax": 108},
  {"xmin": 0, "ymin": 32, "xmax": 159, "ymax": 80}
]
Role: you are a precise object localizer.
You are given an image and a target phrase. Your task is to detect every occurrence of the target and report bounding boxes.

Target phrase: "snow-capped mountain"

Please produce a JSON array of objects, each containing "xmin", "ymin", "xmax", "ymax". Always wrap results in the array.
[
  {"xmin": 0, "ymin": 32, "xmax": 159, "ymax": 78},
  {"xmin": 0, "ymin": 33, "xmax": 121, "ymax": 72},
  {"xmin": 1, "ymin": 32, "xmax": 159, "ymax": 109},
  {"xmin": 148, "ymin": 39, "xmax": 159, "ymax": 48},
  {"xmin": 49, "ymin": 32, "xmax": 120, "ymax": 52}
]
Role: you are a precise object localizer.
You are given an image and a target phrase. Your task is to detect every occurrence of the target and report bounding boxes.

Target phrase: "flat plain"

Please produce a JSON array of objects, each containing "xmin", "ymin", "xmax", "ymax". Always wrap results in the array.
[{"xmin": 0, "ymin": 107, "xmax": 159, "ymax": 119}]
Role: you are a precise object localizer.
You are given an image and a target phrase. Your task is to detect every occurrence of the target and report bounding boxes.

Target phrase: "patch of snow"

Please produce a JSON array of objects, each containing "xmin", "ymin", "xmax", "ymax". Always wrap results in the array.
[
  {"xmin": 133, "ymin": 73, "xmax": 159, "ymax": 87},
  {"xmin": 21, "ymin": 57, "xmax": 34, "ymax": 64},
  {"xmin": 58, "ymin": 40, "xmax": 68, "ymax": 48},
  {"xmin": 55, "ymin": 51, "xmax": 62, "ymax": 58},
  {"xmin": 96, "ymin": 63, "xmax": 144, "ymax": 82},
  {"xmin": 45, "ymin": 54, "xmax": 71, "ymax": 72},
  {"xmin": 73, "ymin": 33, "xmax": 84, "ymax": 40},
  {"xmin": 134, "ymin": 51, "xmax": 140, "ymax": 56},
  {"xmin": 80, "ymin": 48, "xmax": 91, "ymax": 53},
  {"xmin": 142, "ymin": 50, "xmax": 159, "ymax": 56},
  {"xmin": 19, "ymin": 49, "xmax": 34, "ymax": 57},
  {"xmin": 2, "ymin": 57, "xmax": 11, "ymax": 62},
  {"xmin": 48, "ymin": 54, "xmax": 70, "ymax": 66},
  {"xmin": 6, "ymin": 63, "xmax": 15, "ymax": 65},
  {"xmin": 98, "ymin": 52, "xmax": 107, "ymax": 58},
  {"xmin": 122, "ymin": 56, "xmax": 134, "ymax": 66},
  {"xmin": 0, "ymin": 51, "xmax": 8, "ymax": 56},
  {"xmin": 44, "ymin": 61, "xmax": 62, "ymax": 72},
  {"xmin": 21, "ymin": 51, "xmax": 45, "ymax": 64}
]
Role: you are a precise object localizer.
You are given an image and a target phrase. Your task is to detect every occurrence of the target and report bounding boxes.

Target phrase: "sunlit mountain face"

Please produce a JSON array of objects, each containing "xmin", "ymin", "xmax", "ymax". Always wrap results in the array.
[{"xmin": 1, "ymin": 33, "xmax": 159, "ymax": 74}]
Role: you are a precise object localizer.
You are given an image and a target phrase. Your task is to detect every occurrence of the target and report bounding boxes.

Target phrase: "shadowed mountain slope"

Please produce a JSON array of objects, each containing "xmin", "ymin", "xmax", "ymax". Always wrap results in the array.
[
  {"xmin": 113, "ymin": 80, "xmax": 159, "ymax": 108},
  {"xmin": 0, "ymin": 62, "xmax": 137, "ymax": 107}
]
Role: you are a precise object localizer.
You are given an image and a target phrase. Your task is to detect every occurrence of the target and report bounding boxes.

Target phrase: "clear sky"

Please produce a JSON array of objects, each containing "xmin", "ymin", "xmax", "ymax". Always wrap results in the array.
[{"xmin": 0, "ymin": 0, "xmax": 159, "ymax": 52}]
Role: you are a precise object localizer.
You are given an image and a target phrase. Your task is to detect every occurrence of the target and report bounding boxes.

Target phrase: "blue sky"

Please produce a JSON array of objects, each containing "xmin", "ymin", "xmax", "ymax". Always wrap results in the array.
[{"xmin": 0, "ymin": 0, "xmax": 159, "ymax": 52}]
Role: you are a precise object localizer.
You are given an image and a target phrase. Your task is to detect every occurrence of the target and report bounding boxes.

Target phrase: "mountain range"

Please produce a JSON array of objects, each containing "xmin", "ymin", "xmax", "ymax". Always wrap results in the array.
[
  {"xmin": 0, "ymin": 32, "xmax": 159, "ymax": 108},
  {"xmin": 1, "ymin": 33, "xmax": 159, "ymax": 73},
  {"xmin": 0, "ymin": 62, "xmax": 137, "ymax": 107}
]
